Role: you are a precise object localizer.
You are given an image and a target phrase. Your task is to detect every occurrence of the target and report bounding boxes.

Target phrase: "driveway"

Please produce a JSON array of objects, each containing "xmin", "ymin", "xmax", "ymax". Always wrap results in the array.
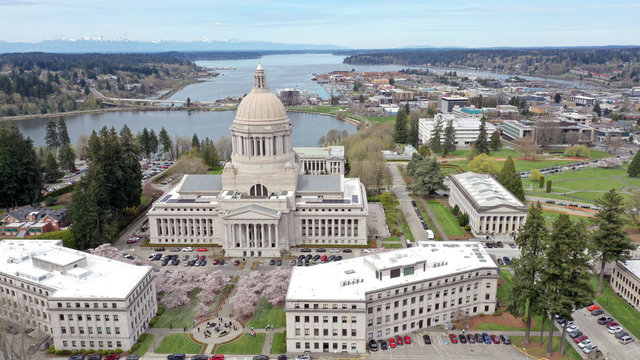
[{"xmin": 387, "ymin": 163, "xmax": 428, "ymax": 243}]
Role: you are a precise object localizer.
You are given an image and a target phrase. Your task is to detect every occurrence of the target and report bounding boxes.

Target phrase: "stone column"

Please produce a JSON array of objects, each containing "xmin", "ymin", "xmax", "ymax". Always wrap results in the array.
[{"xmin": 261, "ymin": 224, "xmax": 266, "ymax": 248}]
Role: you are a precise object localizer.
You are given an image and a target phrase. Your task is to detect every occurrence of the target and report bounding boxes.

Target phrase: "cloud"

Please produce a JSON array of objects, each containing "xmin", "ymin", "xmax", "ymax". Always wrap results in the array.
[
  {"xmin": 0, "ymin": 0, "xmax": 37, "ymax": 5},
  {"xmin": 213, "ymin": 22, "xmax": 226, "ymax": 27}
]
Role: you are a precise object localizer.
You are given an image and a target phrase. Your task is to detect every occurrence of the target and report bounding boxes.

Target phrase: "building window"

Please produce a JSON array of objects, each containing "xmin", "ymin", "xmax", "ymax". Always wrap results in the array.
[
  {"xmin": 390, "ymin": 269, "xmax": 401, "ymax": 278},
  {"xmin": 404, "ymin": 267, "xmax": 414, "ymax": 276}
]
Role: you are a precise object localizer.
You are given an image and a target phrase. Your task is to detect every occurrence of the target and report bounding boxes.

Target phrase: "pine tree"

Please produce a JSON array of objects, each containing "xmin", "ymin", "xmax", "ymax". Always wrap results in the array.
[
  {"xmin": 58, "ymin": 144, "xmax": 76, "ymax": 172},
  {"xmin": 430, "ymin": 118, "xmax": 443, "ymax": 153},
  {"xmin": 475, "ymin": 117, "xmax": 489, "ymax": 154},
  {"xmin": 591, "ymin": 190, "xmax": 635, "ymax": 294},
  {"xmin": 192, "ymin": 133, "xmax": 201, "ymax": 150},
  {"xmin": 119, "ymin": 125, "xmax": 143, "ymax": 209},
  {"xmin": 45, "ymin": 120, "xmax": 59, "ymax": 148},
  {"xmin": 0, "ymin": 125, "xmax": 43, "ymax": 210},
  {"xmin": 393, "ymin": 108, "xmax": 408, "ymax": 144},
  {"xmin": 442, "ymin": 120, "xmax": 456, "ymax": 156},
  {"xmin": 158, "ymin": 127, "xmax": 173, "ymax": 159},
  {"xmin": 498, "ymin": 156, "xmax": 525, "ymax": 201},
  {"xmin": 489, "ymin": 131, "xmax": 502, "ymax": 151},
  {"xmin": 407, "ymin": 116, "xmax": 419, "ymax": 147},
  {"xmin": 44, "ymin": 151, "xmax": 62, "ymax": 183},
  {"xmin": 149, "ymin": 129, "xmax": 159, "ymax": 157},
  {"xmin": 593, "ymin": 103, "xmax": 602, "ymax": 117},
  {"xmin": 507, "ymin": 202, "xmax": 548, "ymax": 344},
  {"xmin": 199, "ymin": 137, "xmax": 219, "ymax": 169},
  {"xmin": 140, "ymin": 128, "xmax": 151, "ymax": 158},
  {"xmin": 628, "ymin": 151, "xmax": 640, "ymax": 177},
  {"xmin": 57, "ymin": 117, "xmax": 71, "ymax": 147},
  {"xmin": 409, "ymin": 157, "xmax": 446, "ymax": 197}
]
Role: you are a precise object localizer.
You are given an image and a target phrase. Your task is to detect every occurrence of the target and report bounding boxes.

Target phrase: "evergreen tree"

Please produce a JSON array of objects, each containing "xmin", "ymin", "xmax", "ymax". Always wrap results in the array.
[
  {"xmin": 407, "ymin": 116, "xmax": 419, "ymax": 147},
  {"xmin": 393, "ymin": 108, "xmax": 408, "ymax": 144},
  {"xmin": 475, "ymin": 117, "xmax": 489, "ymax": 154},
  {"xmin": 119, "ymin": 126, "xmax": 143, "ymax": 209},
  {"xmin": 199, "ymin": 137, "xmax": 219, "ymax": 169},
  {"xmin": 158, "ymin": 127, "xmax": 173, "ymax": 159},
  {"xmin": 628, "ymin": 151, "xmax": 640, "ymax": 177},
  {"xmin": 508, "ymin": 202, "xmax": 548, "ymax": 344},
  {"xmin": 140, "ymin": 128, "xmax": 151, "ymax": 158},
  {"xmin": 406, "ymin": 153, "xmax": 425, "ymax": 177},
  {"xmin": 44, "ymin": 151, "xmax": 62, "ymax": 183},
  {"xmin": 0, "ymin": 125, "xmax": 43, "ymax": 210},
  {"xmin": 430, "ymin": 118, "xmax": 443, "ymax": 153},
  {"xmin": 70, "ymin": 177, "xmax": 115, "ymax": 249},
  {"xmin": 418, "ymin": 144, "xmax": 431, "ymax": 157},
  {"xmin": 192, "ymin": 133, "xmax": 201, "ymax": 150},
  {"xmin": 442, "ymin": 120, "xmax": 456, "ymax": 156},
  {"xmin": 58, "ymin": 144, "xmax": 76, "ymax": 172},
  {"xmin": 489, "ymin": 131, "xmax": 502, "ymax": 151},
  {"xmin": 541, "ymin": 215, "xmax": 593, "ymax": 356},
  {"xmin": 57, "ymin": 117, "xmax": 71, "ymax": 147},
  {"xmin": 149, "ymin": 129, "xmax": 159, "ymax": 157},
  {"xmin": 554, "ymin": 93, "xmax": 562, "ymax": 103},
  {"xmin": 409, "ymin": 157, "xmax": 447, "ymax": 197},
  {"xmin": 593, "ymin": 103, "xmax": 602, "ymax": 117},
  {"xmin": 45, "ymin": 120, "xmax": 59, "ymax": 148},
  {"xmin": 591, "ymin": 190, "xmax": 635, "ymax": 294},
  {"xmin": 498, "ymin": 156, "xmax": 525, "ymax": 201}
]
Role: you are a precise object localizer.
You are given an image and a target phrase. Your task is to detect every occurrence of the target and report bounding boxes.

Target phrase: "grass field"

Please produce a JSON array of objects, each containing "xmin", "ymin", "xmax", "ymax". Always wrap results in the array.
[
  {"xmin": 366, "ymin": 115, "xmax": 396, "ymax": 123},
  {"xmin": 246, "ymin": 300, "xmax": 286, "ymax": 329},
  {"xmin": 397, "ymin": 209, "xmax": 414, "ymax": 242},
  {"xmin": 270, "ymin": 332, "xmax": 287, "ymax": 354},
  {"xmin": 541, "ymin": 210, "xmax": 594, "ymax": 226},
  {"xmin": 497, "ymin": 269, "xmax": 513, "ymax": 305},
  {"xmin": 287, "ymin": 105, "xmax": 347, "ymax": 114},
  {"xmin": 216, "ymin": 333, "xmax": 266, "ymax": 355},
  {"xmin": 449, "ymin": 149, "xmax": 521, "ymax": 158},
  {"xmin": 154, "ymin": 290, "xmax": 201, "ymax": 328},
  {"xmin": 591, "ymin": 275, "xmax": 640, "ymax": 339},
  {"xmin": 207, "ymin": 166, "xmax": 224, "ymax": 175},
  {"xmin": 134, "ymin": 333, "xmax": 154, "ymax": 356},
  {"xmin": 155, "ymin": 333, "xmax": 203, "ymax": 354},
  {"xmin": 426, "ymin": 200, "xmax": 464, "ymax": 237},
  {"xmin": 412, "ymin": 196, "xmax": 442, "ymax": 240},
  {"xmin": 382, "ymin": 243, "xmax": 403, "ymax": 249},
  {"xmin": 510, "ymin": 336, "xmax": 582, "ymax": 360},
  {"xmin": 381, "ymin": 237, "xmax": 401, "ymax": 242}
]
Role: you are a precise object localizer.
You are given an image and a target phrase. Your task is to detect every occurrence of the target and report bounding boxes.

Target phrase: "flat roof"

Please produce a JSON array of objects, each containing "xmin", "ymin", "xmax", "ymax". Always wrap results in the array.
[
  {"xmin": 451, "ymin": 172, "xmax": 525, "ymax": 209},
  {"xmin": 286, "ymin": 242, "xmax": 496, "ymax": 302},
  {"xmin": 296, "ymin": 175, "xmax": 342, "ymax": 192},
  {"xmin": 294, "ymin": 146, "xmax": 344, "ymax": 158},
  {"xmin": 0, "ymin": 240, "xmax": 152, "ymax": 300},
  {"xmin": 179, "ymin": 174, "xmax": 222, "ymax": 192},
  {"xmin": 33, "ymin": 249, "xmax": 84, "ymax": 267},
  {"xmin": 620, "ymin": 260, "xmax": 640, "ymax": 278}
]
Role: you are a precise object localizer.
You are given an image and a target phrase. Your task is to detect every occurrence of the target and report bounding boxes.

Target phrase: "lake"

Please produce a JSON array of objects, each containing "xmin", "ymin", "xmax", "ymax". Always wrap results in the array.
[{"xmin": 9, "ymin": 110, "xmax": 356, "ymax": 148}]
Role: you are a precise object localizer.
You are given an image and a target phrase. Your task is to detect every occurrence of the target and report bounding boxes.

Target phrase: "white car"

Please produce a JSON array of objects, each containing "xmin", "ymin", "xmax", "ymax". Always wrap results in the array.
[
  {"xmin": 329, "ymin": 248, "xmax": 340, "ymax": 253},
  {"xmin": 608, "ymin": 326, "xmax": 623, "ymax": 334},
  {"xmin": 148, "ymin": 254, "xmax": 155, "ymax": 260},
  {"xmin": 294, "ymin": 356, "xmax": 311, "ymax": 360},
  {"xmin": 181, "ymin": 247, "xmax": 193, "ymax": 252},
  {"xmin": 582, "ymin": 344, "xmax": 598, "ymax": 354},
  {"xmin": 578, "ymin": 339, "xmax": 592, "ymax": 349},
  {"xmin": 567, "ymin": 325, "xmax": 579, "ymax": 333}
]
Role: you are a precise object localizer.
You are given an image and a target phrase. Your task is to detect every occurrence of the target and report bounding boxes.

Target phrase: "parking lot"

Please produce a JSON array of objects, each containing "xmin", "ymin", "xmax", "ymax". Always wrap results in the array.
[
  {"xmin": 368, "ymin": 331, "xmax": 525, "ymax": 360},
  {"xmin": 568, "ymin": 307, "xmax": 640, "ymax": 360}
]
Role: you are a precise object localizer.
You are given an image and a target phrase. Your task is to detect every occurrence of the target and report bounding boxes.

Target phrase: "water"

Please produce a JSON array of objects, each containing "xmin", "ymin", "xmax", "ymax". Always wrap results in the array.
[
  {"xmin": 9, "ymin": 110, "xmax": 356, "ymax": 148},
  {"xmin": 170, "ymin": 53, "xmax": 593, "ymax": 102}
]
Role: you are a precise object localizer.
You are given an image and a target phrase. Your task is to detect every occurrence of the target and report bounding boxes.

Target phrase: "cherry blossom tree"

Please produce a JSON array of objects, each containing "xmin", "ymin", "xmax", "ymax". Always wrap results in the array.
[
  {"xmin": 262, "ymin": 268, "xmax": 291, "ymax": 306},
  {"xmin": 229, "ymin": 269, "xmax": 292, "ymax": 320}
]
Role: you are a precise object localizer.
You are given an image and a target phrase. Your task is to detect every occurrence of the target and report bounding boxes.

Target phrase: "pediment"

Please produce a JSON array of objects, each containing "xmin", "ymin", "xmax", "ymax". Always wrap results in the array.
[{"xmin": 222, "ymin": 205, "xmax": 280, "ymax": 220}]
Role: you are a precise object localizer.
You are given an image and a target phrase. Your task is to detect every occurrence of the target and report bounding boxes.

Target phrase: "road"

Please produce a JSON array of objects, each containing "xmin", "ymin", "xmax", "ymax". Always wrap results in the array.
[
  {"xmin": 566, "ymin": 307, "xmax": 640, "ymax": 360},
  {"xmin": 387, "ymin": 163, "xmax": 428, "ymax": 243}
]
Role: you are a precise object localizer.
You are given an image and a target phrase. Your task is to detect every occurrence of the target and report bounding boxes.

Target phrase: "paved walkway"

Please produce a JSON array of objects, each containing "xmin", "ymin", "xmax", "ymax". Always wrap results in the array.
[{"xmin": 387, "ymin": 163, "xmax": 429, "ymax": 243}]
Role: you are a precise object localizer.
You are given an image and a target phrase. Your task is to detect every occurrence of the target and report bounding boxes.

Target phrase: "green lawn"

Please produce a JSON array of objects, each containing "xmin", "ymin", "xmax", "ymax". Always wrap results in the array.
[
  {"xmin": 397, "ymin": 209, "xmax": 414, "ymax": 242},
  {"xmin": 413, "ymin": 197, "xmax": 443, "ymax": 240},
  {"xmin": 381, "ymin": 237, "xmax": 401, "ymax": 242},
  {"xmin": 510, "ymin": 336, "xmax": 582, "ymax": 360},
  {"xmin": 134, "ymin": 334, "xmax": 154, "ymax": 356},
  {"xmin": 475, "ymin": 317, "xmax": 544, "ymax": 331},
  {"xmin": 155, "ymin": 333, "xmax": 203, "ymax": 354},
  {"xmin": 448, "ymin": 149, "xmax": 520, "ymax": 158},
  {"xmin": 497, "ymin": 269, "xmax": 513, "ymax": 305},
  {"xmin": 553, "ymin": 178, "xmax": 627, "ymax": 191},
  {"xmin": 216, "ymin": 333, "xmax": 266, "ymax": 355},
  {"xmin": 270, "ymin": 332, "xmax": 286, "ymax": 354},
  {"xmin": 512, "ymin": 160, "xmax": 575, "ymax": 172},
  {"xmin": 366, "ymin": 115, "xmax": 396, "ymax": 123},
  {"xmin": 287, "ymin": 105, "xmax": 347, "ymax": 114},
  {"xmin": 246, "ymin": 300, "xmax": 286, "ymax": 329},
  {"xmin": 526, "ymin": 190, "xmax": 631, "ymax": 205},
  {"xmin": 154, "ymin": 290, "xmax": 201, "ymax": 328},
  {"xmin": 426, "ymin": 200, "xmax": 464, "ymax": 237},
  {"xmin": 382, "ymin": 243, "xmax": 403, "ymax": 249},
  {"xmin": 541, "ymin": 210, "xmax": 594, "ymax": 226},
  {"xmin": 591, "ymin": 275, "xmax": 640, "ymax": 339},
  {"xmin": 208, "ymin": 166, "xmax": 224, "ymax": 175}
]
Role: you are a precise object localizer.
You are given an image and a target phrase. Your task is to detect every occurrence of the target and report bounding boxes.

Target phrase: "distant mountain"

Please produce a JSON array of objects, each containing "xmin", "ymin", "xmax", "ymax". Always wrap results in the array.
[{"xmin": 0, "ymin": 39, "xmax": 349, "ymax": 54}]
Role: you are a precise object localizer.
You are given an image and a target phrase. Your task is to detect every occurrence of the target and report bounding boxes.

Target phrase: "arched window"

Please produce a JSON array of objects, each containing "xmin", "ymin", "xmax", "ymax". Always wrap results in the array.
[{"xmin": 250, "ymin": 184, "xmax": 269, "ymax": 197}]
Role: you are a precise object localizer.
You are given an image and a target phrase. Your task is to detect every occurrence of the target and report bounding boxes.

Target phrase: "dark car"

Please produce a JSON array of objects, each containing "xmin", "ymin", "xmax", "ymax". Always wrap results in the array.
[
  {"xmin": 199, "ymin": 260, "xmax": 207, "ymax": 266},
  {"xmin": 191, "ymin": 356, "xmax": 208, "ymax": 360},
  {"xmin": 497, "ymin": 258, "xmax": 504, "ymax": 265},
  {"xmin": 297, "ymin": 260, "xmax": 303, "ymax": 266},
  {"xmin": 234, "ymin": 259, "xmax": 241, "ymax": 266},
  {"xmin": 304, "ymin": 260, "xmax": 310, "ymax": 266},
  {"xmin": 218, "ymin": 259, "xmax": 225, "ymax": 265},
  {"xmin": 334, "ymin": 256, "xmax": 343, "ymax": 261},
  {"xmin": 290, "ymin": 259, "xmax": 297, "ymax": 266},
  {"xmin": 569, "ymin": 330, "xmax": 583, "ymax": 338},
  {"xmin": 69, "ymin": 355, "xmax": 85, "ymax": 360},
  {"xmin": 500, "ymin": 335, "xmax": 511, "ymax": 344},
  {"xmin": 269, "ymin": 259, "xmax": 276, "ymax": 266},
  {"xmin": 316, "ymin": 248, "xmax": 326, "ymax": 252},
  {"xmin": 305, "ymin": 254, "xmax": 313, "ymax": 261},
  {"xmin": 276, "ymin": 356, "xmax": 287, "ymax": 360},
  {"xmin": 466, "ymin": 334, "xmax": 475, "ymax": 344},
  {"xmin": 276, "ymin": 260, "xmax": 283, "ymax": 266},
  {"xmin": 343, "ymin": 249, "xmax": 352, "ymax": 253},
  {"xmin": 369, "ymin": 339, "xmax": 378, "ymax": 352},
  {"xmin": 173, "ymin": 259, "xmax": 180, "ymax": 266},
  {"xmin": 482, "ymin": 333, "xmax": 491, "ymax": 344},
  {"xmin": 474, "ymin": 333, "xmax": 483, "ymax": 343},
  {"xmin": 153, "ymin": 253, "xmax": 162, "ymax": 261},
  {"xmin": 503, "ymin": 257, "xmax": 511, "ymax": 265},
  {"xmin": 598, "ymin": 316, "xmax": 614, "ymax": 325},
  {"xmin": 297, "ymin": 255, "xmax": 305, "ymax": 260},
  {"xmin": 300, "ymin": 248, "xmax": 312, "ymax": 253},
  {"xmin": 252, "ymin": 356, "xmax": 269, "ymax": 360},
  {"xmin": 423, "ymin": 334, "xmax": 431, "ymax": 344},
  {"xmin": 459, "ymin": 334, "xmax": 467, "ymax": 344},
  {"xmin": 327, "ymin": 255, "xmax": 335, "ymax": 261},
  {"xmin": 87, "ymin": 355, "xmax": 102, "ymax": 360},
  {"xmin": 312, "ymin": 255, "xmax": 321, "ymax": 261},
  {"xmin": 154, "ymin": 247, "xmax": 166, "ymax": 252},
  {"xmin": 591, "ymin": 309, "xmax": 604, "ymax": 316},
  {"xmin": 496, "ymin": 241, "xmax": 504, "ymax": 248},
  {"xmin": 379, "ymin": 339, "xmax": 388, "ymax": 350},
  {"xmin": 161, "ymin": 259, "xmax": 169, "ymax": 266},
  {"xmin": 126, "ymin": 356, "xmax": 139, "ymax": 360}
]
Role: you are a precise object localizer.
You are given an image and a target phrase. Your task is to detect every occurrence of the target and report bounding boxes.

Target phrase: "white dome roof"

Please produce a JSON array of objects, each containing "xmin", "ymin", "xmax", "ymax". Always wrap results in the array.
[{"xmin": 234, "ymin": 64, "xmax": 288, "ymax": 125}]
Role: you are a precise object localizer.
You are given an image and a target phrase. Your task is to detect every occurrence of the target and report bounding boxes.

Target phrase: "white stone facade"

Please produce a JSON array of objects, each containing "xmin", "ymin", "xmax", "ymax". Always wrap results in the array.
[
  {"xmin": 418, "ymin": 113, "xmax": 496, "ymax": 147},
  {"xmin": 147, "ymin": 66, "xmax": 368, "ymax": 257},
  {"xmin": 448, "ymin": 172, "xmax": 527, "ymax": 238},
  {"xmin": 285, "ymin": 243, "xmax": 499, "ymax": 354},
  {"xmin": 0, "ymin": 240, "xmax": 156, "ymax": 351},
  {"xmin": 611, "ymin": 260, "xmax": 640, "ymax": 312}
]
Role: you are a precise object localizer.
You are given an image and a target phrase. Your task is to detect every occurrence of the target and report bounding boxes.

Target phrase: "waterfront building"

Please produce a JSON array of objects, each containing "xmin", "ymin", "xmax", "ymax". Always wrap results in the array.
[
  {"xmin": 285, "ymin": 242, "xmax": 499, "ymax": 354},
  {"xmin": 448, "ymin": 172, "xmax": 527, "ymax": 238},
  {"xmin": 418, "ymin": 113, "xmax": 496, "ymax": 147},
  {"xmin": 611, "ymin": 260, "xmax": 640, "ymax": 312},
  {"xmin": 147, "ymin": 65, "xmax": 368, "ymax": 256},
  {"xmin": 0, "ymin": 240, "xmax": 156, "ymax": 351}
]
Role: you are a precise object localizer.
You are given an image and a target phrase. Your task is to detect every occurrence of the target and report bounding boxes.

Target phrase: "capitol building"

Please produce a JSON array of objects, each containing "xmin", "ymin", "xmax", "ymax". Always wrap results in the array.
[{"xmin": 147, "ymin": 64, "xmax": 369, "ymax": 257}]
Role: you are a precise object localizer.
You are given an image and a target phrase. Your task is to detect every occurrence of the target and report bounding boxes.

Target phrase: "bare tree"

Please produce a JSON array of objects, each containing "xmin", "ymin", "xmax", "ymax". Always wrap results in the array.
[
  {"xmin": 214, "ymin": 136, "xmax": 232, "ymax": 161},
  {"xmin": 604, "ymin": 135, "xmax": 625, "ymax": 154},
  {"xmin": 534, "ymin": 120, "xmax": 562, "ymax": 149},
  {"xmin": 564, "ymin": 131, "xmax": 581, "ymax": 146},
  {"xmin": 518, "ymin": 135, "xmax": 540, "ymax": 160}
]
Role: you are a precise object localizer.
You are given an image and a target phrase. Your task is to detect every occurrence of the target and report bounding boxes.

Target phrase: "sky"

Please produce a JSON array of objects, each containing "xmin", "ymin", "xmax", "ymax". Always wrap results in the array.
[{"xmin": 2, "ymin": 0, "xmax": 639, "ymax": 48}]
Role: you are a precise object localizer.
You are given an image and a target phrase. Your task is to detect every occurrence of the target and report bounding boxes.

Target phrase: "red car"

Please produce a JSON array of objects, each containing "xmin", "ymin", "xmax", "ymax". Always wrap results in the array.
[
  {"xmin": 104, "ymin": 354, "xmax": 119, "ymax": 360},
  {"xmin": 388, "ymin": 337, "xmax": 396, "ymax": 348},
  {"xmin": 212, "ymin": 259, "xmax": 220, "ymax": 265},
  {"xmin": 126, "ymin": 238, "xmax": 138, "ymax": 244},
  {"xmin": 404, "ymin": 335, "xmax": 411, "ymax": 344},
  {"xmin": 210, "ymin": 356, "xmax": 224, "ymax": 360},
  {"xmin": 490, "ymin": 335, "xmax": 501, "ymax": 344},
  {"xmin": 449, "ymin": 334, "xmax": 458, "ymax": 344},
  {"xmin": 606, "ymin": 322, "xmax": 620, "ymax": 328},
  {"xmin": 587, "ymin": 304, "xmax": 600, "ymax": 311},
  {"xmin": 197, "ymin": 248, "xmax": 208, "ymax": 252},
  {"xmin": 320, "ymin": 255, "xmax": 327, "ymax": 262},
  {"xmin": 574, "ymin": 335, "xmax": 589, "ymax": 344},
  {"xmin": 395, "ymin": 335, "xmax": 403, "ymax": 345}
]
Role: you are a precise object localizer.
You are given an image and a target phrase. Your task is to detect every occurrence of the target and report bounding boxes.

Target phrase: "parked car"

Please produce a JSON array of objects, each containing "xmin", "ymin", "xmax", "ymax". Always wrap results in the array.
[
  {"xmin": 482, "ymin": 333, "xmax": 491, "ymax": 344},
  {"xmin": 182, "ymin": 247, "xmax": 193, "ymax": 252},
  {"xmin": 466, "ymin": 334, "xmax": 475, "ymax": 344},
  {"xmin": 290, "ymin": 259, "xmax": 297, "ymax": 266},
  {"xmin": 606, "ymin": 322, "xmax": 620, "ymax": 329},
  {"xmin": 587, "ymin": 304, "xmax": 600, "ymax": 311},
  {"xmin": 368, "ymin": 339, "xmax": 378, "ymax": 352},
  {"xmin": 582, "ymin": 344, "xmax": 598, "ymax": 354},
  {"xmin": 620, "ymin": 335, "xmax": 635, "ymax": 344},
  {"xmin": 343, "ymin": 249, "xmax": 352, "ymax": 253},
  {"xmin": 573, "ymin": 335, "xmax": 589, "ymax": 344},
  {"xmin": 300, "ymin": 248, "xmax": 312, "ymax": 253},
  {"xmin": 316, "ymin": 248, "xmax": 326, "ymax": 252},
  {"xmin": 210, "ymin": 356, "xmax": 224, "ymax": 360},
  {"xmin": 277, "ymin": 259, "xmax": 282, "ymax": 266},
  {"xmin": 423, "ymin": 334, "xmax": 431, "ymax": 344},
  {"xmin": 104, "ymin": 354, "xmax": 119, "ymax": 360},
  {"xmin": 502, "ymin": 257, "xmax": 511, "ymax": 265},
  {"xmin": 608, "ymin": 326, "xmax": 623, "ymax": 334},
  {"xmin": 154, "ymin": 247, "xmax": 166, "ymax": 252},
  {"xmin": 449, "ymin": 334, "xmax": 458, "ymax": 344},
  {"xmin": 490, "ymin": 335, "xmax": 500, "ymax": 344},
  {"xmin": 253, "ymin": 356, "xmax": 269, "ymax": 360},
  {"xmin": 389, "ymin": 337, "xmax": 396, "ymax": 348},
  {"xmin": 191, "ymin": 356, "xmax": 208, "ymax": 360},
  {"xmin": 578, "ymin": 339, "xmax": 593, "ymax": 349},
  {"xmin": 598, "ymin": 316, "xmax": 614, "ymax": 325},
  {"xmin": 126, "ymin": 238, "xmax": 138, "ymax": 244},
  {"xmin": 567, "ymin": 325, "xmax": 579, "ymax": 333},
  {"xmin": 591, "ymin": 309, "xmax": 604, "ymax": 316},
  {"xmin": 458, "ymin": 334, "xmax": 467, "ymax": 344},
  {"xmin": 69, "ymin": 355, "xmax": 85, "ymax": 360},
  {"xmin": 196, "ymin": 248, "xmax": 208, "ymax": 252},
  {"xmin": 395, "ymin": 335, "xmax": 403, "ymax": 345},
  {"xmin": 500, "ymin": 335, "xmax": 511, "ymax": 344},
  {"xmin": 569, "ymin": 330, "xmax": 583, "ymax": 338},
  {"xmin": 334, "ymin": 256, "xmax": 343, "ymax": 261},
  {"xmin": 320, "ymin": 255, "xmax": 327, "ymax": 262},
  {"xmin": 615, "ymin": 331, "xmax": 630, "ymax": 340},
  {"xmin": 404, "ymin": 335, "xmax": 411, "ymax": 344},
  {"xmin": 269, "ymin": 259, "xmax": 276, "ymax": 266},
  {"xmin": 475, "ymin": 333, "xmax": 483, "ymax": 343},
  {"xmin": 234, "ymin": 259, "xmax": 241, "ymax": 266},
  {"xmin": 497, "ymin": 258, "xmax": 504, "ymax": 265},
  {"xmin": 379, "ymin": 339, "xmax": 387, "ymax": 350},
  {"xmin": 87, "ymin": 355, "xmax": 101, "ymax": 360}
]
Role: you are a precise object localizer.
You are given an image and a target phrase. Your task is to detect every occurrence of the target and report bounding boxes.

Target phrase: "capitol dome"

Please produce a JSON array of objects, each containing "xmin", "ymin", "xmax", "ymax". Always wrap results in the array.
[{"xmin": 234, "ymin": 63, "xmax": 288, "ymax": 125}]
